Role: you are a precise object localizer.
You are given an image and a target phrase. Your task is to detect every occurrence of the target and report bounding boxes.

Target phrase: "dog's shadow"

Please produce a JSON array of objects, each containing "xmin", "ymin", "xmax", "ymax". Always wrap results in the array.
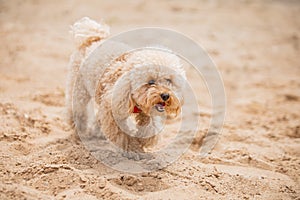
[{"xmin": 77, "ymin": 130, "xmax": 169, "ymax": 173}]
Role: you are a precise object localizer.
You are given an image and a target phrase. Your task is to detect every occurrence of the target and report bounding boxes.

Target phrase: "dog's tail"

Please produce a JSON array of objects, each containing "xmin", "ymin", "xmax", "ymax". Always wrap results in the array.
[{"xmin": 71, "ymin": 17, "xmax": 110, "ymax": 50}]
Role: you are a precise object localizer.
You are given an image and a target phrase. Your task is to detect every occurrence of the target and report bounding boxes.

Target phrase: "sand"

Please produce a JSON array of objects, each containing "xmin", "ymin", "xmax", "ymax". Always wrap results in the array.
[{"xmin": 0, "ymin": 0, "xmax": 299, "ymax": 199}]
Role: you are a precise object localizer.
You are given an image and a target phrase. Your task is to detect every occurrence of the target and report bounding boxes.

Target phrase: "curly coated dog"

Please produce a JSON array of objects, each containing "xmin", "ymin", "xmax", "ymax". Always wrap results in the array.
[{"xmin": 66, "ymin": 17, "xmax": 186, "ymax": 152}]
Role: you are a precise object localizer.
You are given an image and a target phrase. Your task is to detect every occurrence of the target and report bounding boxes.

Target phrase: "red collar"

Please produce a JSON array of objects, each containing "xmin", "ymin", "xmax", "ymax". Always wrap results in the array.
[{"xmin": 133, "ymin": 105, "xmax": 142, "ymax": 113}]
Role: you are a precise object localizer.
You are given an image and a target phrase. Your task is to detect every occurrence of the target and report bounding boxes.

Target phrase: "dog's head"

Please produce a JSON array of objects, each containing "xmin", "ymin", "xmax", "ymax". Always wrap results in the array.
[{"xmin": 126, "ymin": 49, "xmax": 186, "ymax": 118}]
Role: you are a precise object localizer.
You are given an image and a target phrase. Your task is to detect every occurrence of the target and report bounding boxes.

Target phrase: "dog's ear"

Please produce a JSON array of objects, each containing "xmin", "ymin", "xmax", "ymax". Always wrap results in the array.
[
  {"xmin": 128, "ymin": 94, "xmax": 134, "ymax": 113},
  {"xmin": 165, "ymin": 94, "xmax": 181, "ymax": 118},
  {"xmin": 111, "ymin": 72, "xmax": 132, "ymax": 118}
]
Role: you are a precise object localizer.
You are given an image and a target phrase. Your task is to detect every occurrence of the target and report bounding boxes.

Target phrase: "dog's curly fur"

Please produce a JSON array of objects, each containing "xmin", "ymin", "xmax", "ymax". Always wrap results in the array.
[{"xmin": 66, "ymin": 17, "xmax": 186, "ymax": 152}]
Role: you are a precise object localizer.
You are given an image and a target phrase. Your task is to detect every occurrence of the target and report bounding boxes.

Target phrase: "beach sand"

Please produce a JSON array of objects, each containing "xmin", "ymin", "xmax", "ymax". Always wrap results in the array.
[{"xmin": 0, "ymin": 0, "xmax": 299, "ymax": 199}]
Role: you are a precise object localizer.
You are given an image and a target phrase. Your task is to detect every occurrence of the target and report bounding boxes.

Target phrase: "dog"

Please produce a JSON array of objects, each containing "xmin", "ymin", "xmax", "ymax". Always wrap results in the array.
[{"xmin": 66, "ymin": 17, "xmax": 186, "ymax": 153}]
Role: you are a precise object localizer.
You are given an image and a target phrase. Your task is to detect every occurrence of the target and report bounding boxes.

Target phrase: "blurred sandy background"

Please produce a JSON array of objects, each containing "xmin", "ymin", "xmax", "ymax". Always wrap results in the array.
[{"xmin": 0, "ymin": 0, "xmax": 299, "ymax": 199}]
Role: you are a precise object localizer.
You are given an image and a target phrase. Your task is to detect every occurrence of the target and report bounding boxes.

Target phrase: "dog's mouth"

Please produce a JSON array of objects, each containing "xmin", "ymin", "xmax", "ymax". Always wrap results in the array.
[{"xmin": 155, "ymin": 102, "xmax": 166, "ymax": 112}]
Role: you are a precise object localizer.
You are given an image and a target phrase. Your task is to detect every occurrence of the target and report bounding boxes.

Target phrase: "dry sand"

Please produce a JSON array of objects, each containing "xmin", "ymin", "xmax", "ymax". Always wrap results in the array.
[{"xmin": 0, "ymin": 0, "xmax": 299, "ymax": 199}]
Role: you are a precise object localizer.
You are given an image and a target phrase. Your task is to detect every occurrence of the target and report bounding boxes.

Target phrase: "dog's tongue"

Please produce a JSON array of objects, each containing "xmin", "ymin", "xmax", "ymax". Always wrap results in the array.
[
  {"xmin": 159, "ymin": 102, "xmax": 165, "ymax": 106},
  {"xmin": 155, "ymin": 102, "xmax": 166, "ymax": 112}
]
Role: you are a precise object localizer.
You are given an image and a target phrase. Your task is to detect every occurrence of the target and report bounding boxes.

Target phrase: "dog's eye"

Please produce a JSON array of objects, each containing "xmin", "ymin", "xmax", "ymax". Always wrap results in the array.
[
  {"xmin": 148, "ymin": 79, "xmax": 155, "ymax": 85},
  {"xmin": 166, "ymin": 78, "xmax": 172, "ymax": 84}
]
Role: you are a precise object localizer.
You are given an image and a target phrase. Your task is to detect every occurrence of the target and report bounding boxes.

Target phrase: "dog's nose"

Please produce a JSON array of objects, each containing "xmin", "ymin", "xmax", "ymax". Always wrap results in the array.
[{"xmin": 160, "ymin": 93, "xmax": 170, "ymax": 101}]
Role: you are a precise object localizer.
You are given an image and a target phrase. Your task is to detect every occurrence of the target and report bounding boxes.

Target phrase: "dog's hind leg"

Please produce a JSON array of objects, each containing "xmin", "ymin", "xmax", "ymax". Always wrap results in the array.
[
  {"xmin": 72, "ymin": 75, "xmax": 91, "ymax": 134},
  {"xmin": 65, "ymin": 51, "xmax": 83, "ymax": 126}
]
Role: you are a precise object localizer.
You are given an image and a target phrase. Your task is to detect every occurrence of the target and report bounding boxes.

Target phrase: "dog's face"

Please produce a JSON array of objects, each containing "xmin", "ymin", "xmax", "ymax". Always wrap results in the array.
[{"xmin": 128, "ymin": 54, "xmax": 186, "ymax": 118}]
